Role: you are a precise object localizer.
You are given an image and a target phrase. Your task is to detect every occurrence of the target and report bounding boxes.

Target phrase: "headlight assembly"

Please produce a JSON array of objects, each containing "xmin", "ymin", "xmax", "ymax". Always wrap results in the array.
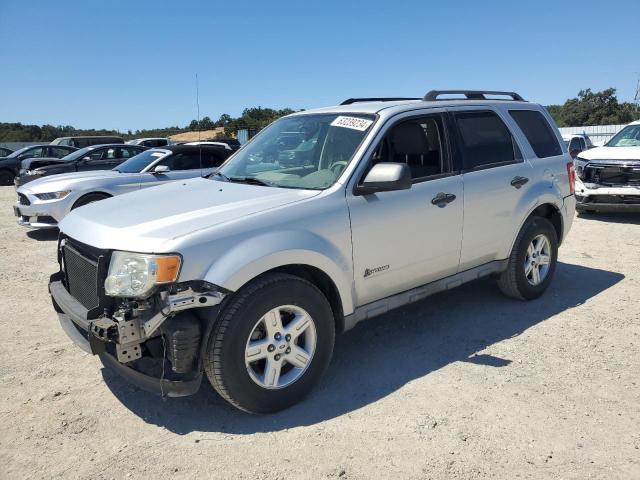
[
  {"xmin": 104, "ymin": 251, "xmax": 181, "ymax": 298},
  {"xmin": 34, "ymin": 191, "xmax": 70, "ymax": 200}
]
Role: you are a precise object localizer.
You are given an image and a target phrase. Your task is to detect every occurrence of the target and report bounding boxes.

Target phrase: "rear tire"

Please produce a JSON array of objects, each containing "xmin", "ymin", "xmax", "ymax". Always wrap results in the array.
[
  {"xmin": 71, "ymin": 193, "xmax": 110, "ymax": 210},
  {"xmin": 0, "ymin": 169, "xmax": 14, "ymax": 186},
  {"xmin": 204, "ymin": 273, "xmax": 335, "ymax": 413},
  {"xmin": 497, "ymin": 216, "xmax": 558, "ymax": 300}
]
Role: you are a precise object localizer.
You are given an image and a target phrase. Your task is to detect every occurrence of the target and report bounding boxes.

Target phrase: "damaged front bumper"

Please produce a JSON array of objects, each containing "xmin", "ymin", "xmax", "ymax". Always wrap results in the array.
[
  {"xmin": 574, "ymin": 161, "xmax": 640, "ymax": 212},
  {"xmin": 50, "ymin": 276, "xmax": 226, "ymax": 397}
]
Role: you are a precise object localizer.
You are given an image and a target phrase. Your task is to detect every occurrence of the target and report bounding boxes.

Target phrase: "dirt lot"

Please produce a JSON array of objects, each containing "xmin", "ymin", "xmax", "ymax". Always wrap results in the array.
[{"xmin": 0, "ymin": 185, "xmax": 638, "ymax": 480}]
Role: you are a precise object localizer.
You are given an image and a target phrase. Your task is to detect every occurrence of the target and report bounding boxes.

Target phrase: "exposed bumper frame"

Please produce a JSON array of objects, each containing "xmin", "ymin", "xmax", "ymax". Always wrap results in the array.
[{"xmin": 50, "ymin": 280, "xmax": 202, "ymax": 397}]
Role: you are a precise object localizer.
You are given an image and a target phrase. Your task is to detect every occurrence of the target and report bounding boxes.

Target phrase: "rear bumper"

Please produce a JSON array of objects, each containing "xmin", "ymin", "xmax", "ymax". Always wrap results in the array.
[{"xmin": 50, "ymin": 279, "xmax": 202, "ymax": 397}]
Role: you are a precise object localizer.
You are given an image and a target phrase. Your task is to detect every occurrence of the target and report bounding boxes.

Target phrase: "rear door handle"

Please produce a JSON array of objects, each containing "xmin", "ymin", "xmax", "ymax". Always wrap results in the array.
[
  {"xmin": 510, "ymin": 176, "xmax": 529, "ymax": 189},
  {"xmin": 431, "ymin": 192, "xmax": 456, "ymax": 207}
]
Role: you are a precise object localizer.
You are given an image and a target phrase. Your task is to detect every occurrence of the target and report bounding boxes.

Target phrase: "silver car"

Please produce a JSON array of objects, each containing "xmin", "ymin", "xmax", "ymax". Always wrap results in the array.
[
  {"xmin": 14, "ymin": 144, "xmax": 231, "ymax": 228},
  {"xmin": 49, "ymin": 90, "xmax": 576, "ymax": 413}
]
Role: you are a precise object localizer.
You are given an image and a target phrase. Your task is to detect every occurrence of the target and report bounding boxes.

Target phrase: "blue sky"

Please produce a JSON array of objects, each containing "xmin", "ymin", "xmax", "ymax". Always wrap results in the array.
[{"xmin": 1, "ymin": 0, "xmax": 638, "ymax": 131}]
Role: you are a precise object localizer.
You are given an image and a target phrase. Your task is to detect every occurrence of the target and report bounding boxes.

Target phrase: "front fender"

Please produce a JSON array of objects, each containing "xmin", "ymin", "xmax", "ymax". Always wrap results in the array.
[{"xmin": 201, "ymin": 230, "xmax": 355, "ymax": 315}]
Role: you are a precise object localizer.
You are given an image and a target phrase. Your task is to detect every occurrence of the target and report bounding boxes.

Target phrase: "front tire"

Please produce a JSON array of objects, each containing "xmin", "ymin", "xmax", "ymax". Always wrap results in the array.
[
  {"xmin": 204, "ymin": 273, "xmax": 335, "ymax": 413},
  {"xmin": 497, "ymin": 216, "xmax": 558, "ymax": 300}
]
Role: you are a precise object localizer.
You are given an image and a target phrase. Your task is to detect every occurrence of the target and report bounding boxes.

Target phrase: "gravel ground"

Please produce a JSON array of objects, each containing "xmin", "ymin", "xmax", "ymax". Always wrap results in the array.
[{"xmin": 0, "ymin": 185, "xmax": 639, "ymax": 480}]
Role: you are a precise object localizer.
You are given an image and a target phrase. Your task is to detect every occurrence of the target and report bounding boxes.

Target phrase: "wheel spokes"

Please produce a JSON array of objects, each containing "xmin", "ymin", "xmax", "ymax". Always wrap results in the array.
[
  {"xmin": 538, "ymin": 254, "xmax": 550, "ymax": 265},
  {"xmin": 531, "ymin": 265, "xmax": 541, "ymax": 284},
  {"xmin": 263, "ymin": 307, "xmax": 284, "ymax": 338},
  {"xmin": 284, "ymin": 313, "xmax": 311, "ymax": 340},
  {"xmin": 287, "ymin": 345, "xmax": 311, "ymax": 369},
  {"xmin": 263, "ymin": 358, "xmax": 282, "ymax": 388},
  {"xmin": 245, "ymin": 339, "xmax": 270, "ymax": 362}
]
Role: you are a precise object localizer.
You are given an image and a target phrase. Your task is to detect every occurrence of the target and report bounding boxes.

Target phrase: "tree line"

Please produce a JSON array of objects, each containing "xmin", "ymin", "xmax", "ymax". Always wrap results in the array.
[{"xmin": 1, "ymin": 89, "xmax": 637, "ymax": 142}]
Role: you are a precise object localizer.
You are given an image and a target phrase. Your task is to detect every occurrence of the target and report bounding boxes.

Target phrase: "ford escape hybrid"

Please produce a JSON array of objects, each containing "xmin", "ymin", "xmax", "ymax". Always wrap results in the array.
[{"xmin": 49, "ymin": 90, "xmax": 575, "ymax": 413}]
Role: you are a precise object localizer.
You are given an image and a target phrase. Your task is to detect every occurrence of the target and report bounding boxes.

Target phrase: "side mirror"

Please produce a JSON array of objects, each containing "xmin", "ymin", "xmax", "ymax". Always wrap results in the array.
[
  {"xmin": 153, "ymin": 165, "xmax": 170, "ymax": 174},
  {"xmin": 354, "ymin": 162, "xmax": 412, "ymax": 196},
  {"xmin": 569, "ymin": 148, "xmax": 579, "ymax": 159}
]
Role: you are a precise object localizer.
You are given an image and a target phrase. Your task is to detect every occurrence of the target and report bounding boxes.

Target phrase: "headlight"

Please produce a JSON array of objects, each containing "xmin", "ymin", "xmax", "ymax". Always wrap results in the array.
[
  {"xmin": 27, "ymin": 169, "xmax": 45, "ymax": 176},
  {"xmin": 104, "ymin": 251, "xmax": 181, "ymax": 298},
  {"xmin": 34, "ymin": 191, "xmax": 70, "ymax": 200}
]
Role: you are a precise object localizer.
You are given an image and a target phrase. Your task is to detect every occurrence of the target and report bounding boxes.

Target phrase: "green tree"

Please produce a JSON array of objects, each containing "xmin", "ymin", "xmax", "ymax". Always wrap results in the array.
[{"xmin": 547, "ymin": 88, "xmax": 639, "ymax": 127}]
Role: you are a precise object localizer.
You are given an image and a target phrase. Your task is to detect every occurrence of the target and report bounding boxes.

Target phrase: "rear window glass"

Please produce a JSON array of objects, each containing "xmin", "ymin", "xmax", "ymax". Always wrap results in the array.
[
  {"xmin": 509, "ymin": 110, "xmax": 562, "ymax": 158},
  {"xmin": 454, "ymin": 111, "xmax": 515, "ymax": 169}
]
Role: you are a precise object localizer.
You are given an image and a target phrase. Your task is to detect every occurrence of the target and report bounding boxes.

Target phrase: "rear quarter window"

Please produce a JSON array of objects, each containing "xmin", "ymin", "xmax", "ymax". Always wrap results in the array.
[
  {"xmin": 453, "ymin": 111, "xmax": 516, "ymax": 170},
  {"xmin": 509, "ymin": 110, "xmax": 562, "ymax": 158}
]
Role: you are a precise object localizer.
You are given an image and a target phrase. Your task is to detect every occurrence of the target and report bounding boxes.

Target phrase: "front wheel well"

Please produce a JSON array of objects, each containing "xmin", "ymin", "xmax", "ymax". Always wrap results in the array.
[
  {"xmin": 530, "ymin": 203, "xmax": 563, "ymax": 244},
  {"xmin": 71, "ymin": 191, "xmax": 112, "ymax": 210},
  {"xmin": 260, "ymin": 265, "xmax": 345, "ymax": 334}
]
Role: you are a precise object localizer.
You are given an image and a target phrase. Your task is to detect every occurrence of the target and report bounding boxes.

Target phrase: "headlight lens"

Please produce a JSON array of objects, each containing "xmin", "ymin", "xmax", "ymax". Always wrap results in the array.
[
  {"xmin": 27, "ymin": 169, "xmax": 45, "ymax": 176},
  {"xmin": 104, "ymin": 251, "xmax": 181, "ymax": 298},
  {"xmin": 34, "ymin": 190, "xmax": 70, "ymax": 200}
]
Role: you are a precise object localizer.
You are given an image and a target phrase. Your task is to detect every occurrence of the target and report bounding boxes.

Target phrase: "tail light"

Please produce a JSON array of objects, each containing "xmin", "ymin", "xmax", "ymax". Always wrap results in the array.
[{"xmin": 566, "ymin": 162, "xmax": 576, "ymax": 195}]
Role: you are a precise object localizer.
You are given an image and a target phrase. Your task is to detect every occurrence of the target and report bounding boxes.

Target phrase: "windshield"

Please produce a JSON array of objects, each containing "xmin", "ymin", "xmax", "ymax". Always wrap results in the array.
[
  {"xmin": 217, "ymin": 113, "xmax": 375, "ymax": 190},
  {"xmin": 7, "ymin": 146, "xmax": 37, "ymax": 158},
  {"xmin": 606, "ymin": 125, "xmax": 640, "ymax": 147},
  {"xmin": 59, "ymin": 146, "xmax": 96, "ymax": 161},
  {"xmin": 115, "ymin": 149, "xmax": 168, "ymax": 173}
]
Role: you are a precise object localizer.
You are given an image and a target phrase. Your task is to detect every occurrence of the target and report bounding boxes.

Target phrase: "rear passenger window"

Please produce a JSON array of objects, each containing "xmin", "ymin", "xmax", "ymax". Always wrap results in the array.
[
  {"xmin": 509, "ymin": 110, "xmax": 562, "ymax": 158},
  {"xmin": 454, "ymin": 111, "xmax": 516, "ymax": 169}
]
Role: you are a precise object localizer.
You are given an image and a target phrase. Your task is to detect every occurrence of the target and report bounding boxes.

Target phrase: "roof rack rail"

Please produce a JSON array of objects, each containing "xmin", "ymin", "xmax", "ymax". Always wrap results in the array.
[
  {"xmin": 340, "ymin": 97, "xmax": 420, "ymax": 105},
  {"xmin": 423, "ymin": 90, "xmax": 526, "ymax": 102}
]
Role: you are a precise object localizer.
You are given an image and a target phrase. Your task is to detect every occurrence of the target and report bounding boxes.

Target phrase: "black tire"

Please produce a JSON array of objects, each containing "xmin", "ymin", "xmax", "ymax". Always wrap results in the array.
[
  {"xmin": 71, "ymin": 192, "xmax": 110, "ymax": 210},
  {"xmin": 204, "ymin": 273, "xmax": 335, "ymax": 413},
  {"xmin": 0, "ymin": 169, "xmax": 14, "ymax": 186},
  {"xmin": 497, "ymin": 216, "xmax": 558, "ymax": 300}
]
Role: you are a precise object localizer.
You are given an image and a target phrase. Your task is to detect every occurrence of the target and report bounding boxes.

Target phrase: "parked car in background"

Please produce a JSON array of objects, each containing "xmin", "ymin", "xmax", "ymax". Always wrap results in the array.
[
  {"xmin": 51, "ymin": 136, "xmax": 124, "ymax": 148},
  {"xmin": 126, "ymin": 138, "xmax": 171, "ymax": 148},
  {"xmin": 205, "ymin": 136, "xmax": 241, "ymax": 151},
  {"xmin": 15, "ymin": 144, "xmax": 147, "ymax": 187},
  {"xmin": 0, "ymin": 144, "xmax": 77, "ymax": 185},
  {"xmin": 0, "ymin": 147, "xmax": 14, "ymax": 157},
  {"xmin": 184, "ymin": 141, "xmax": 233, "ymax": 151},
  {"xmin": 14, "ymin": 143, "xmax": 232, "ymax": 228},
  {"xmin": 562, "ymin": 133, "xmax": 593, "ymax": 159},
  {"xmin": 47, "ymin": 90, "xmax": 576, "ymax": 413},
  {"xmin": 574, "ymin": 120, "xmax": 640, "ymax": 212}
]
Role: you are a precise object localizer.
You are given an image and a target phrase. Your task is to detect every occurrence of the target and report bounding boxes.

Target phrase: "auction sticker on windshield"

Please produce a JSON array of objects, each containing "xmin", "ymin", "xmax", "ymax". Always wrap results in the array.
[{"xmin": 330, "ymin": 116, "xmax": 373, "ymax": 131}]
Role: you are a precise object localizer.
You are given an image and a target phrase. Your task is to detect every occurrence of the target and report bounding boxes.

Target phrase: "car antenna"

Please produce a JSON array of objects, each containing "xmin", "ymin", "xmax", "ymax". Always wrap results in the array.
[{"xmin": 196, "ymin": 73, "xmax": 203, "ymax": 174}]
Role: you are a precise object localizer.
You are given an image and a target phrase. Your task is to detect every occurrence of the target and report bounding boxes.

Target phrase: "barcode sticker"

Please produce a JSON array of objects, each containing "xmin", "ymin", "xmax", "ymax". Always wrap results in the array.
[{"xmin": 330, "ymin": 116, "xmax": 373, "ymax": 131}]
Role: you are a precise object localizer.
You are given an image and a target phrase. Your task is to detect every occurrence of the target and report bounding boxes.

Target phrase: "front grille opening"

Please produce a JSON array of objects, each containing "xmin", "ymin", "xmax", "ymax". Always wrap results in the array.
[
  {"xmin": 583, "ymin": 164, "xmax": 640, "ymax": 187},
  {"xmin": 62, "ymin": 244, "xmax": 100, "ymax": 311},
  {"xmin": 36, "ymin": 216, "xmax": 56, "ymax": 224}
]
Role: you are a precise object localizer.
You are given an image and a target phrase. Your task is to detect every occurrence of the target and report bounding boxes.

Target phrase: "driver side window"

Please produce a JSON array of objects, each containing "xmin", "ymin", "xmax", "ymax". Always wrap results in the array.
[{"xmin": 371, "ymin": 115, "xmax": 448, "ymax": 180}]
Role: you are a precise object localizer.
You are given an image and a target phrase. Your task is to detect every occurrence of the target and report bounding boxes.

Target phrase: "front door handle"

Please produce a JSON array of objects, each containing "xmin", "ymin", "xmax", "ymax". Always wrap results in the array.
[
  {"xmin": 431, "ymin": 192, "xmax": 456, "ymax": 207},
  {"xmin": 510, "ymin": 176, "xmax": 529, "ymax": 189}
]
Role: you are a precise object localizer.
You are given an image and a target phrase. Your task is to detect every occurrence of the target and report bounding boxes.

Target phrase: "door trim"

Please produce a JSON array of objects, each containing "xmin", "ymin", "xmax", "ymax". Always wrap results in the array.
[{"xmin": 343, "ymin": 259, "xmax": 508, "ymax": 331}]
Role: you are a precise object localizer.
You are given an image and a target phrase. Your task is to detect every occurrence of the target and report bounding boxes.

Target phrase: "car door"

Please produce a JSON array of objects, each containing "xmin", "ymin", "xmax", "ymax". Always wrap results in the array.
[
  {"xmin": 346, "ymin": 110, "xmax": 464, "ymax": 305},
  {"xmin": 75, "ymin": 147, "xmax": 119, "ymax": 171},
  {"xmin": 447, "ymin": 107, "xmax": 534, "ymax": 271}
]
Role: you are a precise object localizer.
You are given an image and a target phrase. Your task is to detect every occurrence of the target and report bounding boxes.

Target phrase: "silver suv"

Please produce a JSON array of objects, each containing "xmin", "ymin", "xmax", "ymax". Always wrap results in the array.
[{"xmin": 49, "ymin": 90, "xmax": 576, "ymax": 413}]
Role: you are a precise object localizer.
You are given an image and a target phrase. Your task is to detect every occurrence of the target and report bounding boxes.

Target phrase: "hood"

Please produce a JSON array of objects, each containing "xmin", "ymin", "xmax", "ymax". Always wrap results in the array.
[
  {"xmin": 577, "ymin": 146, "xmax": 640, "ymax": 163},
  {"xmin": 19, "ymin": 169, "xmax": 122, "ymax": 193},
  {"xmin": 59, "ymin": 177, "xmax": 321, "ymax": 252}
]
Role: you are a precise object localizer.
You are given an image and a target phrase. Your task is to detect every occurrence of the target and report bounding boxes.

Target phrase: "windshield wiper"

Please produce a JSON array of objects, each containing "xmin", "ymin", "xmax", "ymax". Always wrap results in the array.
[
  {"xmin": 211, "ymin": 171, "xmax": 230, "ymax": 181},
  {"xmin": 227, "ymin": 176, "xmax": 274, "ymax": 187}
]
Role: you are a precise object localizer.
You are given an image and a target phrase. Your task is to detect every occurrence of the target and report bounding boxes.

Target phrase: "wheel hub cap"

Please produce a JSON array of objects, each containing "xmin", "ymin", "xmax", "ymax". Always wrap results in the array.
[
  {"xmin": 524, "ymin": 234, "xmax": 551, "ymax": 286},
  {"xmin": 245, "ymin": 305, "xmax": 317, "ymax": 390}
]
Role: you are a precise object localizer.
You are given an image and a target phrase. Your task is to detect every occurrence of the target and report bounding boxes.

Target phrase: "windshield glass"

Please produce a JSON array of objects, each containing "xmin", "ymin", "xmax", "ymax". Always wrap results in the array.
[
  {"xmin": 7, "ymin": 146, "xmax": 37, "ymax": 158},
  {"xmin": 606, "ymin": 125, "xmax": 640, "ymax": 147},
  {"xmin": 115, "ymin": 149, "xmax": 168, "ymax": 173},
  {"xmin": 217, "ymin": 113, "xmax": 375, "ymax": 190},
  {"xmin": 60, "ymin": 146, "xmax": 96, "ymax": 161}
]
